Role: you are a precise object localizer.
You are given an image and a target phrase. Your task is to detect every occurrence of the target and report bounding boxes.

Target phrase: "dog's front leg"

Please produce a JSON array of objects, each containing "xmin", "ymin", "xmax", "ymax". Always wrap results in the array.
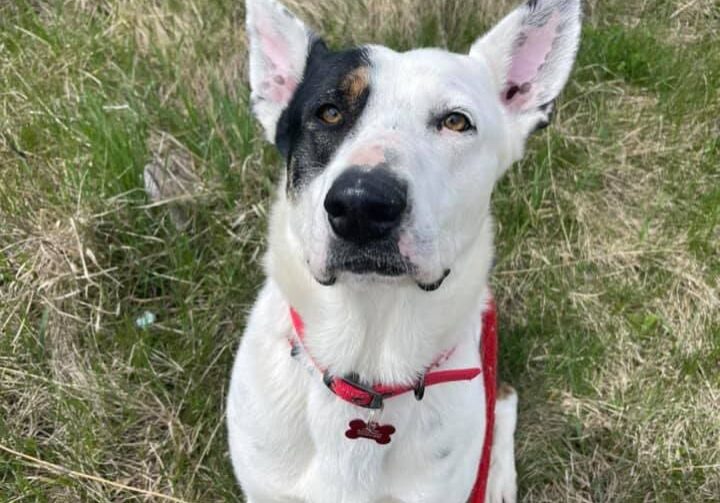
[{"xmin": 485, "ymin": 383, "xmax": 518, "ymax": 503}]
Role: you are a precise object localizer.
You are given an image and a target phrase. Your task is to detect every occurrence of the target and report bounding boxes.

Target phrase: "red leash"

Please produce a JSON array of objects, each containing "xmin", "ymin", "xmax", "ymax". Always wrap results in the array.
[
  {"xmin": 289, "ymin": 299, "xmax": 498, "ymax": 502},
  {"xmin": 470, "ymin": 298, "xmax": 497, "ymax": 503}
]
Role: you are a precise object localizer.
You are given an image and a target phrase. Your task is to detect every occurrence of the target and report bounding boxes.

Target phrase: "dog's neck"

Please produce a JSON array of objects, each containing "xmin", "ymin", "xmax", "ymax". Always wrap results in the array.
[{"xmin": 266, "ymin": 201, "xmax": 495, "ymax": 385}]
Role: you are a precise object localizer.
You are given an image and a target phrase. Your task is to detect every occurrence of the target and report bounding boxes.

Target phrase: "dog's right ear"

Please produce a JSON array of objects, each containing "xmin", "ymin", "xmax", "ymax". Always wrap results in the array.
[{"xmin": 246, "ymin": 0, "xmax": 317, "ymax": 142}]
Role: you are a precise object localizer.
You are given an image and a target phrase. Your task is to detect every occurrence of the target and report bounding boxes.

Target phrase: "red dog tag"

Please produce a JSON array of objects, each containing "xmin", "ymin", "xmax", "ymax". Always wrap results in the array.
[{"xmin": 345, "ymin": 419, "xmax": 396, "ymax": 445}]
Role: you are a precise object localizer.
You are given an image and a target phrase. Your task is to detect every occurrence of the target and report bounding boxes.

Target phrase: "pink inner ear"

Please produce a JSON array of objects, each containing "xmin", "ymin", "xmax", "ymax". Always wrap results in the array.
[
  {"xmin": 266, "ymin": 74, "xmax": 298, "ymax": 104},
  {"xmin": 257, "ymin": 18, "xmax": 299, "ymax": 104},
  {"xmin": 503, "ymin": 10, "xmax": 560, "ymax": 110}
]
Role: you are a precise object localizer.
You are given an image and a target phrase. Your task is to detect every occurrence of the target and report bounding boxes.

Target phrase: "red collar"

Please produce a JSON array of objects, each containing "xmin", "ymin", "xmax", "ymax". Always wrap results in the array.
[
  {"xmin": 289, "ymin": 308, "xmax": 483, "ymax": 409},
  {"xmin": 288, "ymin": 299, "xmax": 498, "ymax": 503}
]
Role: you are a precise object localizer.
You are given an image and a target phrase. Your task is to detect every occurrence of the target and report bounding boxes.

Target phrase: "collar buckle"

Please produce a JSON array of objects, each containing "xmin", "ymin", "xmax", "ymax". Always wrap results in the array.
[{"xmin": 323, "ymin": 371, "xmax": 386, "ymax": 410}]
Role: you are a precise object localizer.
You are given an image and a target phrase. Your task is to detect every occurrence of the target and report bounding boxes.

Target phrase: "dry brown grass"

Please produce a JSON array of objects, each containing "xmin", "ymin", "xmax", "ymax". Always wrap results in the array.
[
  {"xmin": 61, "ymin": 0, "xmax": 515, "ymax": 104},
  {"xmin": 498, "ymin": 61, "xmax": 719, "ymax": 501}
]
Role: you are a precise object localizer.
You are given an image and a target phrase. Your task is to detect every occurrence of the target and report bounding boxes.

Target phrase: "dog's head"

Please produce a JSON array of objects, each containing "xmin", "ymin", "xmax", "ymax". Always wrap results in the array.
[{"xmin": 247, "ymin": 0, "xmax": 581, "ymax": 292}]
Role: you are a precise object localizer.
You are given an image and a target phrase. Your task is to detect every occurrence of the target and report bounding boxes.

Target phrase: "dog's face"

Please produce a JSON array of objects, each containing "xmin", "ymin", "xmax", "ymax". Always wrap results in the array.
[{"xmin": 247, "ymin": 0, "xmax": 581, "ymax": 291}]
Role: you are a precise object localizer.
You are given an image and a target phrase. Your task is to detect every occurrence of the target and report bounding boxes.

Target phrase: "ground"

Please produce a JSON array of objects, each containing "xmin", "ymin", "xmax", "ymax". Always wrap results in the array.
[{"xmin": 1, "ymin": 0, "xmax": 718, "ymax": 501}]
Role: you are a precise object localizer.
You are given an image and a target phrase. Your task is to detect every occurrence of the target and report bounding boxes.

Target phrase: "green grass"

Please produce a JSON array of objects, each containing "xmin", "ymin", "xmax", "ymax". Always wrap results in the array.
[{"xmin": 1, "ymin": 0, "xmax": 719, "ymax": 501}]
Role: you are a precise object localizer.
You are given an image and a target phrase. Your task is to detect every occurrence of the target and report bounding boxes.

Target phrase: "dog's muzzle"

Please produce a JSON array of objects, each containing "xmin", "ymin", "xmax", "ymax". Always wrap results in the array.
[{"xmin": 317, "ymin": 167, "xmax": 451, "ymax": 291}]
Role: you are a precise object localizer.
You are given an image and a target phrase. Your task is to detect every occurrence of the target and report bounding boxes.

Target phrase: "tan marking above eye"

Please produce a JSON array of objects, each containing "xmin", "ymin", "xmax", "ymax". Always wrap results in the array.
[
  {"xmin": 317, "ymin": 104, "xmax": 343, "ymax": 125},
  {"xmin": 442, "ymin": 112, "xmax": 472, "ymax": 132},
  {"xmin": 342, "ymin": 66, "xmax": 370, "ymax": 102}
]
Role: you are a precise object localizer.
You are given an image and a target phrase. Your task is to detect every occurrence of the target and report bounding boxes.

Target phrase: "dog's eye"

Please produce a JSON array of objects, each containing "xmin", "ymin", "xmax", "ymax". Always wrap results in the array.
[
  {"xmin": 317, "ymin": 104, "xmax": 343, "ymax": 125},
  {"xmin": 440, "ymin": 112, "xmax": 473, "ymax": 133}
]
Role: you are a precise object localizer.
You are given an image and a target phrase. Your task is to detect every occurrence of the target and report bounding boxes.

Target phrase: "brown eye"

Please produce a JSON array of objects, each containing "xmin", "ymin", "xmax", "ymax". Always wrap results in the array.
[
  {"xmin": 441, "ymin": 112, "xmax": 472, "ymax": 133},
  {"xmin": 317, "ymin": 104, "xmax": 343, "ymax": 125}
]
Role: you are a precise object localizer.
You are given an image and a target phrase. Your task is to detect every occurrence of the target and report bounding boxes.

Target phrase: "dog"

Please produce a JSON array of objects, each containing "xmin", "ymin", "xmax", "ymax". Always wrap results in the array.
[{"xmin": 227, "ymin": 0, "xmax": 581, "ymax": 501}]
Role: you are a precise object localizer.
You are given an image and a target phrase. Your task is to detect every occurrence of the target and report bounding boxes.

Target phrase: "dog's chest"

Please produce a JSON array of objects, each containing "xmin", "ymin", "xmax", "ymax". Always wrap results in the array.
[
  {"xmin": 281, "ymin": 355, "xmax": 485, "ymax": 500},
  {"xmin": 228, "ymin": 285, "xmax": 487, "ymax": 501}
]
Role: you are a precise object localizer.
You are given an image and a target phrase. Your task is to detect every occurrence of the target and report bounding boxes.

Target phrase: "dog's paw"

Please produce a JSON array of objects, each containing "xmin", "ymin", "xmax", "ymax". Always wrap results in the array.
[
  {"xmin": 485, "ymin": 458, "xmax": 517, "ymax": 503},
  {"xmin": 485, "ymin": 383, "xmax": 518, "ymax": 503}
]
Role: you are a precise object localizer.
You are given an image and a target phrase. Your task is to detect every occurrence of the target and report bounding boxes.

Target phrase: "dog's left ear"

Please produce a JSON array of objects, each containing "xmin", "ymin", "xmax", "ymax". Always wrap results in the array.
[
  {"xmin": 246, "ymin": 0, "xmax": 318, "ymax": 142},
  {"xmin": 470, "ymin": 0, "xmax": 581, "ymax": 142}
]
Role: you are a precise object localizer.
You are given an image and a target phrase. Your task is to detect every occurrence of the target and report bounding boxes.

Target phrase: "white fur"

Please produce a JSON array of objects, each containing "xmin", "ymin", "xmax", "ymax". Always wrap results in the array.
[
  {"xmin": 486, "ymin": 390, "xmax": 519, "ymax": 503},
  {"xmin": 230, "ymin": 0, "xmax": 581, "ymax": 501}
]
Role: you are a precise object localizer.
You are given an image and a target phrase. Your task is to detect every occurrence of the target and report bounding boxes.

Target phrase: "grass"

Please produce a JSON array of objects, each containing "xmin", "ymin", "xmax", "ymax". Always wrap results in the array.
[{"xmin": 1, "ymin": 0, "xmax": 718, "ymax": 501}]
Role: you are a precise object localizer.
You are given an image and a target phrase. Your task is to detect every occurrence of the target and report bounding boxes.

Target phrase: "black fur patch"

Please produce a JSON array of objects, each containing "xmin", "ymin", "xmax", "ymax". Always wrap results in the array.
[
  {"xmin": 275, "ymin": 40, "xmax": 371, "ymax": 194},
  {"xmin": 531, "ymin": 100, "xmax": 555, "ymax": 133}
]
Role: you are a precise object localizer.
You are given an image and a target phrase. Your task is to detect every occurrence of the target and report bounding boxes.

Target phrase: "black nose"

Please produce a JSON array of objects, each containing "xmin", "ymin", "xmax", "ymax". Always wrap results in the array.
[{"xmin": 324, "ymin": 168, "xmax": 407, "ymax": 243}]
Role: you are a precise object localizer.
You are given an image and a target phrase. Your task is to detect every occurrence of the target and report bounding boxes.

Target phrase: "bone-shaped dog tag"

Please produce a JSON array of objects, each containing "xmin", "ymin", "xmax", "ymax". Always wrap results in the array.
[{"xmin": 345, "ymin": 419, "xmax": 396, "ymax": 445}]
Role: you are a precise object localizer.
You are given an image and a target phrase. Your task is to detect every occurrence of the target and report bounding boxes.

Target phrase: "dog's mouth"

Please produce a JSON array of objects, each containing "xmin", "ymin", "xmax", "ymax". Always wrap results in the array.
[
  {"xmin": 314, "ymin": 241, "xmax": 451, "ymax": 291},
  {"xmin": 416, "ymin": 268, "xmax": 451, "ymax": 292},
  {"xmin": 315, "ymin": 267, "xmax": 451, "ymax": 292}
]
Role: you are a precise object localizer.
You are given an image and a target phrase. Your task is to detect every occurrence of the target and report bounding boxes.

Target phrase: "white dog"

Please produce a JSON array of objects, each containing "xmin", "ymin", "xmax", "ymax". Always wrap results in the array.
[{"xmin": 227, "ymin": 0, "xmax": 581, "ymax": 501}]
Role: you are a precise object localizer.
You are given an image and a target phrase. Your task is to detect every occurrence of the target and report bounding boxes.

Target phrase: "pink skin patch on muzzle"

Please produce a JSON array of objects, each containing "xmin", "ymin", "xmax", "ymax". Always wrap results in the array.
[
  {"xmin": 398, "ymin": 232, "xmax": 416, "ymax": 261},
  {"xmin": 348, "ymin": 144, "xmax": 387, "ymax": 167}
]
